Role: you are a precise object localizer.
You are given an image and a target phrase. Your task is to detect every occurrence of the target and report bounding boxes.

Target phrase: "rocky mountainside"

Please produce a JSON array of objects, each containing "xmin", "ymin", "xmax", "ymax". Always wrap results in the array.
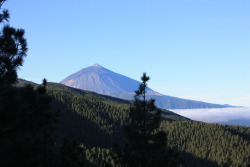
[{"xmin": 60, "ymin": 64, "xmax": 232, "ymax": 109}]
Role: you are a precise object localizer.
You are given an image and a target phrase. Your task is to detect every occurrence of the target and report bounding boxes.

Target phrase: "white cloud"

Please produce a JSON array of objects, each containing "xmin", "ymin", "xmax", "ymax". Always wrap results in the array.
[{"xmin": 172, "ymin": 107, "xmax": 250, "ymax": 123}]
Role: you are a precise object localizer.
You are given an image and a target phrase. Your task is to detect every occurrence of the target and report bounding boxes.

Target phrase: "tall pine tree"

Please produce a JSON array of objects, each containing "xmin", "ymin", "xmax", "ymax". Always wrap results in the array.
[
  {"xmin": 0, "ymin": 1, "xmax": 59, "ymax": 166},
  {"xmin": 123, "ymin": 73, "xmax": 168, "ymax": 167},
  {"xmin": 0, "ymin": 0, "xmax": 27, "ymax": 87}
]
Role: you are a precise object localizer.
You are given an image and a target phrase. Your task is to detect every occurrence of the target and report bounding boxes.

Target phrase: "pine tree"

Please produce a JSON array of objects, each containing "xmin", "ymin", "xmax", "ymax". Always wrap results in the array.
[
  {"xmin": 0, "ymin": 79, "xmax": 60, "ymax": 166},
  {"xmin": 124, "ymin": 73, "xmax": 168, "ymax": 167},
  {"xmin": 0, "ymin": 1, "xmax": 59, "ymax": 166},
  {"xmin": 0, "ymin": 0, "xmax": 27, "ymax": 87}
]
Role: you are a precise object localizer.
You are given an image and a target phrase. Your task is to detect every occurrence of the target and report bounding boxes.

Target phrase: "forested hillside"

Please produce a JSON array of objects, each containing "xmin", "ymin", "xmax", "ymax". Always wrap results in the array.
[
  {"xmin": 16, "ymin": 80, "xmax": 250, "ymax": 166},
  {"xmin": 17, "ymin": 79, "xmax": 188, "ymax": 148},
  {"xmin": 162, "ymin": 121, "xmax": 250, "ymax": 166},
  {"xmin": 2, "ymin": 0, "xmax": 249, "ymax": 166}
]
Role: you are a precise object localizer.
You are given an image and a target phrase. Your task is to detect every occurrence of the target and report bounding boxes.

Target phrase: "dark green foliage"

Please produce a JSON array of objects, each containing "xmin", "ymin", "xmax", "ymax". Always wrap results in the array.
[
  {"xmin": 47, "ymin": 82, "xmax": 130, "ymax": 147},
  {"xmin": 0, "ymin": 80, "xmax": 60, "ymax": 167},
  {"xmin": 0, "ymin": 1, "xmax": 9, "ymax": 23},
  {"xmin": 0, "ymin": 1, "xmax": 56, "ymax": 166},
  {"xmin": 58, "ymin": 137, "xmax": 85, "ymax": 167},
  {"xmin": 0, "ymin": 0, "xmax": 27, "ymax": 87},
  {"xmin": 16, "ymin": 79, "xmax": 250, "ymax": 167},
  {"xmin": 84, "ymin": 147, "xmax": 117, "ymax": 167},
  {"xmin": 161, "ymin": 121, "xmax": 250, "ymax": 166},
  {"xmin": 126, "ymin": 73, "xmax": 163, "ymax": 149},
  {"xmin": 17, "ymin": 80, "xmax": 185, "ymax": 148},
  {"xmin": 17, "ymin": 80, "xmax": 189, "ymax": 167},
  {"xmin": 122, "ymin": 73, "xmax": 182, "ymax": 167},
  {"xmin": 0, "ymin": 2, "xmax": 62, "ymax": 166}
]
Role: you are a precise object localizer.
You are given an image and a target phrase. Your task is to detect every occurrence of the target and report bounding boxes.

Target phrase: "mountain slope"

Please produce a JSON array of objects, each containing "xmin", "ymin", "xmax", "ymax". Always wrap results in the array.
[
  {"xmin": 17, "ymin": 79, "xmax": 188, "ymax": 147},
  {"xmin": 60, "ymin": 64, "xmax": 160, "ymax": 96},
  {"xmin": 60, "ymin": 64, "xmax": 231, "ymax": 109},
  {"xmin": 16, "ymin": 79, "xmax": 250, "ymax": 166}
]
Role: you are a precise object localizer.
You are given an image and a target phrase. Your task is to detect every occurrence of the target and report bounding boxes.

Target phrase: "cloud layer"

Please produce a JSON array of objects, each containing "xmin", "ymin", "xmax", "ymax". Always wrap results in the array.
[{"xmin": 172, "ymin": 107, "xmax": 250, "ymax": 124}]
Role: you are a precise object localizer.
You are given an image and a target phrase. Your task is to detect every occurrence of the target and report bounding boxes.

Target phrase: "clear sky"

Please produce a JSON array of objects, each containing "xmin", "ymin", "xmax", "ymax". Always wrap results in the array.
[{"xmin": 4, "ymin": 0, "xmax": 250, "ymax": 106}]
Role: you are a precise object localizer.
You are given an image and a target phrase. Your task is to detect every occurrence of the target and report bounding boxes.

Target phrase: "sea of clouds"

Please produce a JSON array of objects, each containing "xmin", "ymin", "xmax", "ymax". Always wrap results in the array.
[{"xmin": 172, "ymin": 107, "xmax": 250, "ymax": 126}]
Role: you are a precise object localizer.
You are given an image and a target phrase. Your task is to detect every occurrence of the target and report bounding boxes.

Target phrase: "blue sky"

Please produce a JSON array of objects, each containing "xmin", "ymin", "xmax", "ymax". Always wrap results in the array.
[{"xmin": 4, "ymin": 0, "xmax": 250, "ymax": 106}]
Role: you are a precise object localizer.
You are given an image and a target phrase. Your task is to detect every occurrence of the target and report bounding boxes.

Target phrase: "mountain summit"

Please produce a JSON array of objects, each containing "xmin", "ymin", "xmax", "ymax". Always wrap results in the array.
[
  {"xmin": 60, "ymin": 64, "xmax": 231, "ymax": 109},
  {"xmin": 60, "ymin": 64, "xmax": 160, "ymax": 97}
]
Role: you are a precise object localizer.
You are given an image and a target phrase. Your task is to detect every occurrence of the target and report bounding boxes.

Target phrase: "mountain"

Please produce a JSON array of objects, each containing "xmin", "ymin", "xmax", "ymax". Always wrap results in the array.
[
  {"xmin": 60, "ymin": 64, "xmax": 161, "ymax": 97},
  {"xmin": 60, "ymin": 64, "xmax": 231, "ymax": 109}
]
